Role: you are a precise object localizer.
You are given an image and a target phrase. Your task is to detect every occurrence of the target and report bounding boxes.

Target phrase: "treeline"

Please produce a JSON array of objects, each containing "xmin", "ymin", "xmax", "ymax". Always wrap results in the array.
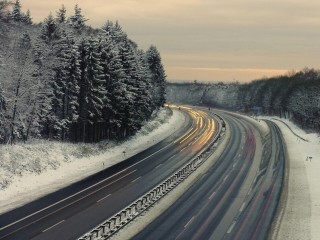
[
  {"xmin": 239, "ymin": 68, "xmax": 320, "ymax": 131},
  {"xmin": 0, "ymin": 1, "xmax": 166, "ymax": 144},
  {"xmin": 167, "ymin": 69, "xmax": 320, "ymax": 132}
]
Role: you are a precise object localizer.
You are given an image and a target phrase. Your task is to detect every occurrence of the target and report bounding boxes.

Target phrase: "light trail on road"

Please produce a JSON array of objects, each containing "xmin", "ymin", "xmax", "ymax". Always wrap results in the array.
[
  {"xmin": 0, "ymin": 105, "xmax": 219, "ymax": 240},
  {"xmin": 133, "ymin": 111, "xmax": 285, "ymax": 240}
]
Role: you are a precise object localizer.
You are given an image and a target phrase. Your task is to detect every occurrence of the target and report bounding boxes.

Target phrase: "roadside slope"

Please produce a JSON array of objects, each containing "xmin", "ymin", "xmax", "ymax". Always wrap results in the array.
[
  {"xmin": 0, "ymin": 108, "xmax": 185, "ymax": 214},
  {"xmin": 264, "ymin": 118, "xmax": 320, "ymax": 240}
]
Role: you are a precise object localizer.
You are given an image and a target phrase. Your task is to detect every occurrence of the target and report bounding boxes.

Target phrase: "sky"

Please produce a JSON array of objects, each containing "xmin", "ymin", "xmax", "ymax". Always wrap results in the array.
[{"xmin": 21, "ymin": 0, "xmax": 320, "ymax": 82}]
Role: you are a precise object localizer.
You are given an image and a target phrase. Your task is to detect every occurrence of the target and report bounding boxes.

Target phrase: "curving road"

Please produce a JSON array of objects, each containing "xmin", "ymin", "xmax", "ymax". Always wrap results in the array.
[
  {"xmin": 0, "ymin": 106, "xmax": 219, "ymax": 240},
  {"xmin": 133, "ymin": 111, "xmax": 285, "ymax": 240}
]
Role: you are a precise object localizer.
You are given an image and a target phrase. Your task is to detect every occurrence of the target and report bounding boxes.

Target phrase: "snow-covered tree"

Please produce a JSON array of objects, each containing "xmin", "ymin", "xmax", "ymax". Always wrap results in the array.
[
  {"xmin": 133, "ymin": 50, "xmax": 153, "ymax": 122},
  {"xmin": 1, "ymin": 32, "xmax": 41, "ymax": 143},
  {"xmin": 75, "ymin": 38, "xmax": 107, "ymax": 142},
  {"xmin": 0, "ymin": 82, "xmax": 6, "ymax": 143},
  {"xmin": 98, "ymin": 33, "xmax": 126, "ymax": 139},
  {"xmin": 69, "ymin": 4, "xmax": 87, "ymax": 33},
  {"xmin": 51, "ymin": 33, "xmax": 80, "ymax": 140},
  {"xmin": 40, "ymin": 13, "xmax": 60, "ymax": 43},
  {"xmin": 21, "ymin": 9, "xmax": 32, "ymax": 25},
  {"xmin": 10, "ymin": 0, "xmax": 22, "ymax": 22},
  {"xmin": 146, "ymin": 45, "xmax": 166, "ymax": 108},
  {"xmin": 56, "ymin": 4, "xmax": 66, "ymax": 23}
]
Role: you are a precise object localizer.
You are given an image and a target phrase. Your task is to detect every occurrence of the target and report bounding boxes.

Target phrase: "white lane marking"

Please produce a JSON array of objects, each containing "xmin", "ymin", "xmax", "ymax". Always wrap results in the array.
[
  {"xmin": 209, "ymin": 191, "xmax": 216, "ymax": 200},
  {"xmin": 126, "ymin": 131, "xmax": 194, "ymax": 169},
  {"xmin": 97, "ymin": 194, "xmax": 111, "ymax": 203},
  {"xmin": 42, "ymin": 220, "xmax": 65, "ymax": 233},
  {"xmin": 0, "ymin": 169, "xmax": 136, "ymax": 231},
  {"xmin": 167, "ymin": 154, "xmax": 177, "ymax": 161},
  {"xmin": 175, "ymin": 229, "xmax": 185, "ymax": 240},
  {"xmin": 132, "ymin": 176, "xmax": 141, "ymax": 183},
  {"xmin": 179, "ymin": 147, "xmax": 187, "ymax": 153},
  {"xmin": 184, "ymin": 216, "xmax": 195, "ymax": 228},
  {"xmin": 223, "ymin": 174, "xmax": 229, "ymax": 182},
  {"xmin": 155, "ymin": 163, "xmax": 163, "ymax": 169},
  {"xmin": 227, "ymin": 221, "xmax": 237, "ymax": 234},
  {"xmin": 240, "ymin": 202, "xmax": 246, "ymax": 212}
]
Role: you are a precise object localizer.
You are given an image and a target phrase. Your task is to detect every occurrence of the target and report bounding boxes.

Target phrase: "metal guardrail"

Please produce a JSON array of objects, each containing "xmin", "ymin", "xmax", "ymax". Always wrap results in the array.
[{"xmin": 78, "ymin": 114, "xmax": 226, "ymax": 240}]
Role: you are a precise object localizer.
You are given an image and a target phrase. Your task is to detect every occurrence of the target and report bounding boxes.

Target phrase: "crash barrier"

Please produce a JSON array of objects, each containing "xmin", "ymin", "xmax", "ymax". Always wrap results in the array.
[{"xmin": 78, "ymin": 114, "xmax": 226, "ymax": 240}]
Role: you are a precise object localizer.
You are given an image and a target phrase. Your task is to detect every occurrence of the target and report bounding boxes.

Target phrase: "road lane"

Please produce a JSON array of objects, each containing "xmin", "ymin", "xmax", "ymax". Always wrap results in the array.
[
  {"xmin": 0, "ymin": 106, "xmax": 219, "ymax": 240},
  {"xmin": 133, "ymin": 112, "xmax": 285, "ymax": 240}
]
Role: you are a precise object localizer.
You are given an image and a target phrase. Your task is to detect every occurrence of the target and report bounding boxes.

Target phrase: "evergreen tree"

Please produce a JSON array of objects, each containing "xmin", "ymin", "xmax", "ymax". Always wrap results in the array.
[
  {"xmin": 40, "ymin": 13, "xmax": 60, "ymax": 44},
  {"xmin": 135, "ymin": 50, "xmax": 153, "ymax": 121},
  {"xmin": 0, "ymin": 82, "xmax": 6, "ymax": 143},
  {"xmin": 69, "ymin": 4, "xmax": 87, "ymax": 33},
  {"xmin": 10, "ymin": 0, "xmax": 22, "ymax": 22},
  {"xmin": 98, "ymin": 33, "xmax": 126, "ymax": 139},
  {"xmin": 56, "ymin": 4, "xmax": 66, "ymax": 23},
  {"xmin": 86, "ymin": 38, "xmax": 105, "ymax": 125},
  {"xmin": 51, "ymin": 33, "xmax": 80, "ymax": 140},
  {"xmin": 117, "ymin": 38, "xmax": 141, "ymax": 137},
  {"xmin": 76, "ymin": 38, "xmax": 106, "ymax": 142},
  {"xmin": 146, "ymin": 45, "xmax": 166, "ymax": 108},
  {"xmin": 21, "ymin": 9, "xmax": 32, "ymax": 24}
]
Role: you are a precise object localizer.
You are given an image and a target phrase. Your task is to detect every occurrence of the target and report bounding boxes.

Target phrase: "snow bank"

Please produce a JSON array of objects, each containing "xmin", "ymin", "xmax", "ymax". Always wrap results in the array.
[
  {"xmin": 261, "ymin": 117, "xmax": 320, "ymax": 240},
  {"xmin": 0, "ymin": 108, "xmax": 186, "ymax": 214}
]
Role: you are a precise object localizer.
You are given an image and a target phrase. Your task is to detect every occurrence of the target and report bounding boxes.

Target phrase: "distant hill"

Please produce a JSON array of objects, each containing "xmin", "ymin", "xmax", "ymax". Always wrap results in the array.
[{"xmin": 166, "ymin": 82, "xmax": 240, "ymax": 110}]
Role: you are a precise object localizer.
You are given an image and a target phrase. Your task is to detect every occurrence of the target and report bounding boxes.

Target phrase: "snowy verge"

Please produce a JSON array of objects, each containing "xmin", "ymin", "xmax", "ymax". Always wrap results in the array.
[
  {"xmin": 0, "ymin": 108, "xmax": 186, "ymax": 214},
  {"xmin": 260, "ymin": 117, "xmax": 320, "ymax": 240}
]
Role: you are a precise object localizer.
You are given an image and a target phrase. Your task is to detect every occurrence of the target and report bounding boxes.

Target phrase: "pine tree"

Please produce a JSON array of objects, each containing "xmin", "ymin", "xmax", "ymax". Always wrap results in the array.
[
  {"xmin": 56, "ymin": 4, "xmax": 66, "ymax": 23},
  {"xmin": 146, "ymin": 45, "xmax": 166, "ymax": 109},
  {"xmin": 21, "ymin": 9, "xmax": 32, "ymax": 24},
  {"xmin": 134, "ymin": 50, "xmax": 153, "ymax": 121},
  {"xmin": 86, "ymin": 38, "xmax": 105, "ymax": 122},
  {"xmin": 0, "ymin": 82, "xmax": 6, "ymax": 143},
  {"xmin": 10, "ymin": 0, "xmax": 22, "ymax": 22},
  {"xmin": 117, "ymin": 38, "xmax": 140, "ymax": 137},
  {"xmin": 98, "ymin": 33, "xmax": 126, "ymax": 139},
  {"xmin": 51, "ymin": 33, "xmax": 80, "ymax": 140},
  {"xmin": 69, "ymin": 4, "xmax": 87, "ymax": 33},
  {"xmin": 76, "ymin": 38, "xmax": 106, "ymax": 142},
  {"xmin": 40, "ymin": 13, "xmax": 60, "ymax": 44}
]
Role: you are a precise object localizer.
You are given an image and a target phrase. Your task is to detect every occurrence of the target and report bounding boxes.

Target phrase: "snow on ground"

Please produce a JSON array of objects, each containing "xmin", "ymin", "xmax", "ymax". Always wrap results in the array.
[
  {"xmin": 260, "ymin": 117, "xmax": 320, "ymax": 240},
  {"xmin": 0, "ymin": 108, "xmax": 186, "ymax": 214}
]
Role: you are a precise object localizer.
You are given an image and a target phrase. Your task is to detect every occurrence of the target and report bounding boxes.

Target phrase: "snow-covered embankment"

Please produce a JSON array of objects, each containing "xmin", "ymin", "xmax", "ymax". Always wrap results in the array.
[
  {"xmin": 0, "ymin": 108, "xmax": 185, "ymax": 214},
  {"xmin": 263, "ymin": 118, "xmax": 320, "ymax": 240}
]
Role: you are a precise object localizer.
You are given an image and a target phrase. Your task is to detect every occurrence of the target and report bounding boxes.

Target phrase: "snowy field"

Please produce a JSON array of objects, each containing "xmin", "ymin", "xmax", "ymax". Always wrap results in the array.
[
  {"xmin": 260, "ymin": 117, "xmax": 320, "ymax": 240},
  {"xmin": 0, "ymin": 108, "xmax": 185, "ymax": 214}
]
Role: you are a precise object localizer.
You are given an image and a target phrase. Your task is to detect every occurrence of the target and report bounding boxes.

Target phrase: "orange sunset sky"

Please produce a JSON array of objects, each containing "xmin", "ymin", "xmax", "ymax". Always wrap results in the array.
[{"xmin": 21, "ymin": 0, "xmax": 320, "ymax": 82}]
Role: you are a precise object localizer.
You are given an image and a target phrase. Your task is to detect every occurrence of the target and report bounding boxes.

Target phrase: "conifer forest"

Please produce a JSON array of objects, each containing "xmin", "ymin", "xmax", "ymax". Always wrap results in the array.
[{"xmin": 0, "ymin": 1, "xmax": 166, "ymax": 144}]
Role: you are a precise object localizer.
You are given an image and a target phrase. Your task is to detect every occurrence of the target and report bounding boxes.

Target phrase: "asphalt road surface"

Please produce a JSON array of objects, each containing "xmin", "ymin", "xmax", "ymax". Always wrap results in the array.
[
  {"xmin": 0, "ymin": 106, "xmax": 219, "ymax": 240},
  {"xmin": 133, "ymin": 112, "xmax": 285, "ymax": 240}
]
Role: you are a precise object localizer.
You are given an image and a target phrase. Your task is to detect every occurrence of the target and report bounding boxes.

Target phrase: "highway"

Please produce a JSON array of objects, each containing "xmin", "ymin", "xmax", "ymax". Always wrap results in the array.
[
  {"xmin": 133, "ymin": 112, "xmax": 285, "ymax": 240},
  {"xmin": 0, "ymin": 106, "xmax": 219, "ymax": 240}
]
